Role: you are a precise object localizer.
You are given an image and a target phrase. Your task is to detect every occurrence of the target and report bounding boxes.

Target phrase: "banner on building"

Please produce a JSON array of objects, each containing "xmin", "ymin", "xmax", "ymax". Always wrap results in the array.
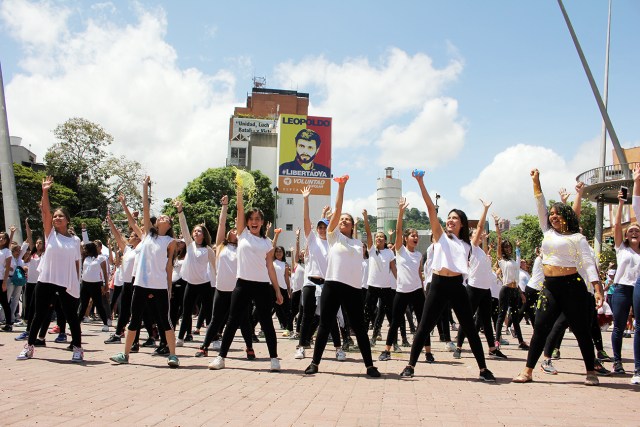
[{"xmin": 277, "ymin": 114, "xmax": 332, "ymax": 195}]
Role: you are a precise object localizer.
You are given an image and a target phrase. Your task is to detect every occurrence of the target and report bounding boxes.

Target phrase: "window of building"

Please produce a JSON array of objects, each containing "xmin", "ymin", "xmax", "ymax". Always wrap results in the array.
[
  {"xmin": 286, "ymin": 224, "xmax": 293, "ymax": 231},
  {"xmin": 230, "ymin": 147, "xmax": 247, "ymax": 166},
  {"xmin": 286, "ymin": 198, "xmax": 294, "ymax": 205}
]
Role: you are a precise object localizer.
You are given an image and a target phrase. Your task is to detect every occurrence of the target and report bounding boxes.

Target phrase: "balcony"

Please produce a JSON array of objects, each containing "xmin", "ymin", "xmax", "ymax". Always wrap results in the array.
[{"xmin": 576, "ymin": 162, "xmax": 639, "ymax": 204}]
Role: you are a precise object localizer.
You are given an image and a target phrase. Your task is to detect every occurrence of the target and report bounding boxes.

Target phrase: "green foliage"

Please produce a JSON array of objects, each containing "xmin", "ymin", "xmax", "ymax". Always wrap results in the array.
[
  {"xmin": 579, "ymin": 199, "xmax": 596, "ymax": 242},
  {"xmin": 72, "ymin": 218, "xmax": 107, "ymax": 243},
  {"xmin": 163, "ymin": 167, "xmax": 275, "ymax": 236},
  {"xmin": 490, "ymin": 213, "xmax": 543, "ymax": 263}
]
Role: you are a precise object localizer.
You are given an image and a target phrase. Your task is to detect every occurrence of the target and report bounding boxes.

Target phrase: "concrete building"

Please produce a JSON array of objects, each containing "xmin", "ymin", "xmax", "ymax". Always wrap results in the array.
[{"xmin": 10, "ymin": 136, "xmax": 45, "ymax": 171}]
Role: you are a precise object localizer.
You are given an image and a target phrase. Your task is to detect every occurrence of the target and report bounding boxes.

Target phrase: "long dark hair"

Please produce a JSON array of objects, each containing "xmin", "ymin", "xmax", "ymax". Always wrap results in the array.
[
  {"xmin": 83, "ymin": 242, "xmax": 99, "ymax": 260},
  {"xmin": 274, "ymin": 245, "xmax": 286, "ymax": 262},
  {"xmin": 149, "ymin": 216, "xmax": 175, "ymax": 238},
  {"xmin": 547, "ymin": 202, "xmax": 580, "ymax": 234},
  {"xmin": 447, "ymin": 209, "xmax": 471, "ymax": 245},
  {"xmin": 245, "ymin": 208, "xmax": 266, "ymax": 238},
  {"xmin": 500, "ymin": 240, "xmax": 513, "ymax": 261},
  {"xmin": 193, "ymin": 224, "xmax": 212, "ymax": 247}
]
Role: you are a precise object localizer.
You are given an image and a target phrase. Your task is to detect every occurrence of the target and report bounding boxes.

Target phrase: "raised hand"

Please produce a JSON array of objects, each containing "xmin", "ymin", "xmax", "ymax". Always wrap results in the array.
[
  {"xmin": 530, "ymin": 169, "xmax": 540, "ymax": 181},
  {"xmin": 42, "ymin": 176, "xmax": 54, "ymax": 191},
  {"xmin": 220, "ymin": 195, "xmax": 228, "ymax": 205},
  {"xmin": 634, "ymin": 166, "xmax": 640, "ymax": 182},
  {"xmin": 295, "ymin": 228, "xmax": 300, "ymax": 238},
  {"xmin": 301, "ymin": 186, "xmax": 311, "ymax": 199},
  {"xmin": 575, "ymin": 181, "xmax": 585, "ymax": 196},
  {"xmin": 480, "ymin": 199, "xmax": 492, "ymax": 210},
  {"xmin": 398, "ymin": 197, "xmax": 409, "ymax": 211},
  {"xmin": 174, "ymin": 199, "xmax": 183, "ymax": 213},
  {"xmin": 333, "ymin": 175, "xmax": 349, "ymax": 184},
  {"xmin": 558, "ymin": 188, "xmax": 570, "ymax": 205},
  {"xmin": 274, "ymin": 228, "xmax": 282, "ymax": 235}
]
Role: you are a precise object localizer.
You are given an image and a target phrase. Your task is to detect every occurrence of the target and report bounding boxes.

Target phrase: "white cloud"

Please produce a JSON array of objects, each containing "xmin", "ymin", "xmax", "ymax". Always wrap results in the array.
[{"xmin": 2, "ymin": 2, "xmax": 238, "ymax": 211}]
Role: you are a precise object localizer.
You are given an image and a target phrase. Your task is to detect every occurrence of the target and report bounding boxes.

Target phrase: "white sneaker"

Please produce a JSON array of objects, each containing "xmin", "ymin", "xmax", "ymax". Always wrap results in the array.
[
  {"xmin": 16, "ymin": 344, "xmax": 34, "ymax": 360},
  {"xmin": 101, "ymin": 325, "xmax": 109, "ymax": 332},
  {"xmin": 14, "ymin": 320, "xmax": 25, "ymax": 327},
  {"xmin": 82, "ymin": 317, "xmax": 91, "ymax": 324},
  {"xmin": 212, "ymin": 340, "xmax": 222, "ymax": 351},
  {"xmin": 175, "ymin": 338, "xmax": 184, "ymax": 347},
  {"xmin": 107, "ymin": 319, "xmax": 112, "ymax": 327},
  {"xmin": 336, "ymin": 348, "xmax": 346, "ymax": 361},
  {"xmin": 631, "ymin": 372, "xmax": 640, "ymax": 385},
  {"xmin": 71, "ymin": 346, "xmax": 84, "ymax": 362},
  {"xmin": 295, "ymin": 347, "xmax": 305, "ymax": 359},
  {"xmin": 209, "ymin": 355, "xmax": 225, "ymax": 370},
  {"xmin": 270, "ymin": 358, "xmax": 281, "ymax": 372},
  {"xmin": 445, "ymin": 342, "xmax": 457, "ymax": 352}
]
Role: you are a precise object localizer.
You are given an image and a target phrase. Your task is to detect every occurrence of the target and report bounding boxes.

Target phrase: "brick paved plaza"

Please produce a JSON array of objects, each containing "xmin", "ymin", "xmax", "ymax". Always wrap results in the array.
[{"xmin": 1, "ymin": 320, "xmax": 638, "ymax": 426}]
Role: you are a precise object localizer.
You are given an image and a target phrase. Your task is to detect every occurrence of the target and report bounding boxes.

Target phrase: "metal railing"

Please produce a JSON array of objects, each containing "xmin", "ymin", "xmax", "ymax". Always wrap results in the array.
[{"xmin": 576, "ymin": 162, "xmax": 639, "ymax": 185}]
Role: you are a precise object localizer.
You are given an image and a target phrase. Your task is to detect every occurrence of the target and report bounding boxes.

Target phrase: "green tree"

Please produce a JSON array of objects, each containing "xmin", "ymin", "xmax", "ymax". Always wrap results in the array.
[
  {"xmin": 578, "ymin": 199, "xmax": 596, "ymax": 242},
  {"xmin": 103, "ymin": 156, "xmax": 145, "ymax": 213},
  {"xmin": 493, "ymin": 213, "xmax": 544, "ymax": 262}
]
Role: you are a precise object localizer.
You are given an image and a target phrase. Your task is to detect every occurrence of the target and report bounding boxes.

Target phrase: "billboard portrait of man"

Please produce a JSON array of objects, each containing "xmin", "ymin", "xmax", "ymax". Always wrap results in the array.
[{"xmin": 278, "ymin": 129, "xmax": 330, "ymax": 178}]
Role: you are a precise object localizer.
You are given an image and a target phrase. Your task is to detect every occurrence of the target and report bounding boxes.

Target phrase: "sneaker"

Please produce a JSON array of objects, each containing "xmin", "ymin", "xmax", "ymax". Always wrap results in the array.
[
  {"xmin": 107, "ymin": 319, "xmax": 112, "ymax": 327},
  {"xmin": 175, "ymin": 338, "xmax": 184, "ymax": 347},
  {"xmin": 378, "ymin": 350, "xmax": 391, "ymax": 361},
  {"xmin": 594, "ymin": 361, "xmax": 611, "ymax": 376},
  {"xmin": 101, "ymin": 325, "xmax": 109, "ymax": 332},
  {"xmin": 612, "ymin": 360, "xmax": 626, "ymax": 375},
  {"xmin": 401, "ymin": 339, "xmax": 411, "ymax": 347},
  {"xmin": 499, "ymin": 338, "xmax": 510, "ymax": 346},
  {"xmin": 551, "ymin": 348, "xmax": 560, "ymax": 359},
  {"xmin": 258, "ymin": 330, "xmax": 265, "ymax": 338},
  {"xmin": 142, "ymin": 337, "xmax": 156, "ymax": 347},
  {"xmin": 252, "ymin": 334, "xmax": 260, "ymax": 343},
  {"xmin": 540, "ymin": 359, "xmax": 557, "ymax": 375},
  {"xmin": 246, "ymin": 348, "xmax": 256, "ymax": 360},
  {"xmin": 393, "ymin": 343, "xmax": 402, "ymax": 353},
  {"xmin": 445, "ymin": 342, "xmax": 457, "ymax": 352},
  {"xmin": 584, "ymin": 374, "xmax": 599, "ymax": 386},
  {"xmin": 167, "ymin": 355, "xmax": 180, "ymax": 368},
  {"xmin": 623, "ymin": 331, "xmax": 632, "ymax": 338},
  {"xmin": 369, "ymin": 337, "xmax": 377, "ymax": 346},
  {"xmin": 153, "ymin": 345, "xmax": 170, "ymax": 356},
  {"xmin": 66, "ymin": 344, "xmax": 73, "ymax": 351},
  {"xmin": 16, "ymin": 344, "xmax": 34, "ymax": 360},
  {"xmin": 295, "ymin": 347, "xmax": 306, "ymax": 359},
  {"xmin": 305, "ymin": 363, "xmax": 318, "ymax": 375},
  {"xmin": 451, "ymin": 322, "xmax": 458, "ymax": 331},
  {"xmin": 336, "ymin": 348, "xmax": 347, "ymax": 361},
  {"xmin": 14, "ymin": 320, "xmax": 25, "ymax": 327},
  {"xmin": 34, "ymin": 338, "xmax": 46, "ymax": 347},
  {"xmin": 192, "ymin": 329, "xmax": 200, "ymax": 335},
  {"xmin": 212, "ymin": 340, "xmax": 222, "ymax": 351},
  {"xmin": 400, "ymin": 365, "xmax": 414, "ymax": 378},
  {"xmin": 48, "ymin": 325, "xmax": 60, "ymax": 334},
  {"xmin": 630, "ymin": 371, "xmax": 640, "ymax": 385},
  {"xmin": 479, "ymin": 369, "xmax": 496, "ymax": 382},
  {"xmin": 596, "ymin": 350, "xmax": 612, "ymax": 362},
  {"xmin": 452, "ymin": 348, "xmax": 461, "ymax": 359},
  {"xmin": 270, "ymin": 358, "xmax": 281, "ymax": 372},
  {"xmin": 282, "ymin": 330, "xmax": 290, "ymax": 337},
  {"xmin": 110, "ymin": 352, "xmax": 129, "ymax": 364},
  {"xmin": 104, "ymin": 334, "xmax": 122, "ymax": 344},
  {"xmin": 14, "ymin": 331, "xmax": 29, "ymax": 341},
  {"xmin": 185, "ymin": 334, "xmax": 194, "ymax": 342},
  {"xmin": 130, "ymin": 342, "xmax": 139, "ymax": 353},
  {"xmin": 2, "ymin": 324, "xmax": 13, "ymax": 332},
  {"xmin": 82, "ymin": 317, "xmax": 91, "ymax": 324},
  {"xmin": 71, "ymin": 346, "xmax": 84, "ymax": 362},
  {"xmin": 291, "ymin": 332, "xmax": 300, "ymax": 340},
  {"xmin": 425, "ymin": 352, "xmax": 435, "ymax": 363},
  {"xmin": 489, "ymin": 349, "xmax": 508, "ymax": 359},
  {"xmin": 376, "ymin": 334, "xmax": 382, "ymax": 341},
  {"xmin": 54, "ymin": 333, "xmax": 67, "ymax": 343},
  {"xmin": 195, "ymin": 348, "xmax": 208, "ymax": 358},
  {"xmin": 367, "ymin": 366, "xmax": 381, "ymax": 378},
  {"xmin": 518, "ymin": 342, "xmax": 530, "ymax": 350},
  {"xmin": 209, "ymin": 355, "xmax": 225, "ymax": 370}
]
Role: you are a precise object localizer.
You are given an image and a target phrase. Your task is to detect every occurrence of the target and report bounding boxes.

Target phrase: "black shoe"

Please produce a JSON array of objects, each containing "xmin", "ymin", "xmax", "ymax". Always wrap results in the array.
[
  {"xmin": 152, "ymin": 345, "xmax": 169, "ymax": 356},
  {"xmin": 594, "ymin": 362, "xmax": 611, "ymax": 376},
  {"xmin": 452, "ymin": 348, "xmax": 461, "ymax": 359},
  {"xmin": 34, "ymin": 338, "xmax": 46, "ymax": 347},
  {"xmin": 518, "ymin": 342, "xmax": 530, "ymax": 350},
  {"xmin": 367, "ymin": 366, "xmax": 381, "ymax": 378},
  {"xmin": 252, "ymin": 334, "xmax": 260, "ymax": 343},
  {"xmin": 479, "ymin": 369, "xmax": 496, "ymax": 382},
  {"xmin": 141, "ymin": 337, "xmax": 155, "ymax": 347},
  {"xmin": 2, "ymin": 324, "xmax": 13, "ymax": 332},
  {"xmin": 305, "ymin": 363, "xmax": 318, "ymax": 375},
  {"xmin": 401, "ymin": 339, "xmax": 411, "ymax": 347},
  {"xmin": 130, "ymin": 342, "xmax": 140, "ymax": 353},
  {"xmin": 400, "ymin": 365, "xmax": 414, "ymax": 378},
  {"xmin": 378, "ymin": 350, "xmax": 391, "ymax": 361},
  {"xmin": 104, "ymin": 334, "xmax": 122, "ymax": 344},
  {"xmin": 613, "ymin": 361, "xmax": 626, "ymax": 375},
  {"xmin": 185, "ymin": 334, "xmax": 194, "ymax": 342},
  {"xmin": 425, "ymin": 352, "xmax": 435, "ymax": 363},
  {"xmin": 66, "ymin": 344, "xmax": 73, "ymax": 351},
  {"xmin": 489, "ymin": 349, "xmax": 508, "ymax": 359}
]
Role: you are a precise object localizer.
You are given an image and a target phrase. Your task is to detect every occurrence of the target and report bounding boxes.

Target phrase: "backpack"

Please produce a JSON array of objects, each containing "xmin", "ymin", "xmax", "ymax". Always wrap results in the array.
[{"xmin": 11, "ymin": 266, "xmax": 27, "ymax": 286}]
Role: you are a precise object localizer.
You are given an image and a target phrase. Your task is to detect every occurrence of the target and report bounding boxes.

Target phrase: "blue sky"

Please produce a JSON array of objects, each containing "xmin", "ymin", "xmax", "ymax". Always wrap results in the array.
[{"xmin": 1, "ymin": 0, "xmax": 638, "ymax": 224}]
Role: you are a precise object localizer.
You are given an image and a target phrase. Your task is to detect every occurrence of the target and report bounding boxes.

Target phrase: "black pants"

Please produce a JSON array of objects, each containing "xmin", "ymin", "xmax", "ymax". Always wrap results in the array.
[
  {"xmin": 291, "ymin": 290, "xmax": 302, "ymax": 333},
  {"xmin": 526, "ymin": 274, "xmax": 595, "ymax": 371},
  {"xmin": 178, "ymin": 283, "xmax": 213, "ymax": 339},
  {"xmin": 24, "ymin": 282, "xmax": 36, "ymax": 332},
  {"xmin": 0, "ymin": 280, "xmax": 13, "ymax": 325},
  {"xmin": 386, "ymin": 289, "xmax": 425, "ymax": 347},
  {"xmin": 457, "ymin": 285, "xmax": 495, "ymax": 349},
  {"xmin": 29, "ymin": 282, "xmax": 81, "ymax": 347},
  {"xmin": 202, "ymin": 289, "xmax": 253, "ymax": 349},
  {"xmin": 78, "ymin": 281, "xmax": 108, "ymax": 325},
  {"xmin": 128, "ymin": 287, "xmax": 172, "ymax": 332},
  {"xmin": 312, "ymin": 281, "xmax": 373, "ymax": 367},
  {"xmin": 110, "ymin": 285, "xmax": 123, "ymax": 314},
  {"xmin": 170, "ymin": 279, "xmax": 186, "ymax": 328},
  {"xmin": 196, "ymin": 287, "xmax": 214, "ymax": 330},
  {"xmin": 114, "ymin": 282, "xmax": 133, "ymax": 336},
  {"xmin": 409, "ymin": 274, "xmax": 487, "ymax": 369},
  {"xmin": 274, "ymin": 287, "xmax": 291, "ymax": 330},
  {"xmin": 495, "ymin": 286, "xmax": 523, "ymax": 343},
  {"xmin": 365, "ymin": 286, "xmax": 393, "ymax": 333},
  {"xmin": 219, "ymin": 279, "xmax": 278, "ymax": 358},
  {"xmin": 297, "ymin": 285, "xmax": 340, "ymax": 348},
  {"xmin": 522, "ymin": 287, "xmax": 539, "ymax": 326}
]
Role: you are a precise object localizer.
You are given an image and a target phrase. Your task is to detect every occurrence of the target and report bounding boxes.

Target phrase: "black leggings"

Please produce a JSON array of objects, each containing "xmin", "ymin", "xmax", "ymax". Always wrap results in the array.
[
  {"xmin": 110, "ymin": 285, "xmax": 123, "ymax": 313},
  {"xmin": 114, "ymin": 282, "xmax": 133, "ymax": 336},
  {"xmin": 495, "ymin": 286, "xmax": 523, "ymax": 343},
  {"xmin": 290, "ymin": 290, "xmax": 302, "ymax": 333},
  {"xmin": 544, "ymin": 293, "xmax": 603, "ymax": 356},
  {"xmin": 365, "ymin": 286, "xmax": 393, "ymax": 333},
  {"xmin": 297, "ymin": 285, "xmax": 340, "ymax": 348},
  {"xmin": 202, "ymin": 289, "xmax": 253, "ymax": 349},
  {"xmin": 312, "ymin": 281, "xmax": 373, "ymax": 367},
  {"xmin": 219, "ymin": 279, "xmax": 277, "ymax": 358},
  {"xmin": 409, "ymin": 274, "xmax": 487, "ymax": 369},
  {"xmin": 522, "ymin": 287, "xmax": 539, "ymax": 326},
  {"xmin": 128, "ymin": 286, "xmax": 172, "ymax": 332},
  {"xmin": 526, "ymin": 274, "xmax": 595, "ymax": 371},
  {"xmin": 24, "ymin": 282, "xmax": 36, "ymax": 332},
  {"xmin": 0, "ymin": 280, "xmax": 13, "ymax": 325},
  {"xmin": 178, "ymin": 283, "xmax": 212, "ymax": 339},
  {"xmin": 274, "ymin": 287, "xmax": 291, "ymax": 330},
  {"xmin": 385, "ymin": 289, "xmax": 425, "ymax": 347},
  {"xmin": 29, "ymin": 282, "xmax": 82, "ymax": 347},
  {"xmin": 170, "ymin": 279, "xmax": 186, "ymax": 328},
  {"xmin": 78, "ymin": 281, "xmax": 108, "ymax": 325},
  {"xmin": 457, "ymin": 285, "xmax": 495, "ymax": 349}
]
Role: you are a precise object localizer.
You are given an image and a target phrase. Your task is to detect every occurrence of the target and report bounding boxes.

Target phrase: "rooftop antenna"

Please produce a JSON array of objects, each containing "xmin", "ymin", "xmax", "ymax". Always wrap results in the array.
[{"xmin": 253, "ymin": 76, "xmax": 266, "ymax": 88}]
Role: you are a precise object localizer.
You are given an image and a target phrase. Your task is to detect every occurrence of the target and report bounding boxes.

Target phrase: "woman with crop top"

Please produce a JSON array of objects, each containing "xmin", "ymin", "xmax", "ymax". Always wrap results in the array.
[
  {"xmin": 454, "ymin": 200, "xmax": 507, "ymax": 359},
  {"xmin": 513, "ymin": 169, "xmax": 603, "ymax": 385},
  {"xmin": 492, "ymin": 214, "xmax": 528, "ymax": 349},
  {"xmin": 109, "ymin": 176, "xmax": 179, "ymax": 368},
  {"xmin": 304, "ymin": 176, "xmax": 380, "ymax": 378},
  {"xmin": 378, "ymin": 197, "xmax": 433, "ymax": 362},
  {"xmin": 78, "ymin": 242, "xmax": 110, "ymax": 330},
  {"xmin": 173, "ymin": 200, "xmax": 216, "ymax": 346},
  {"xmin": 401, "ymin": 171, "xmax": 495, "ymax": 382},
  {"xmin": 17, "ymin": 176, "xmax": 84, "ymax": 362},
  {"xmin": 610, "ymin": 170, "xmax": 640, "ymax": 383},
  {"xmin": 209, "ymin": 184, "xmax": 284, "ymax": 372}
]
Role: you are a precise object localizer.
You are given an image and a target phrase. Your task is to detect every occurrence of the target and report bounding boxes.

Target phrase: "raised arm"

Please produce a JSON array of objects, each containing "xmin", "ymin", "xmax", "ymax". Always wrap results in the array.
[
  {"xmin": 142, "ymin": 176, "xmax": 152, "ymax": 234},
  {"xmin": 633, "ymin": 166, "xmax": 640, "ymax": 221},
  {"xmin": 293, "ymin": 228, "xmax": 301, "ymax": 269},
  {"xmin": 394, "ymin": 197, "xmax": 408, "ymax": 252},
  {"xmin": 614, "ymin": 189, "xmax": 625, "ymax": 248},
  {"xmin": 235, "ymin": 184, "xmax": 245, "ymax": 235},
  {"xmin": 327, "ymin": 177, "xmax": 348, "ymax": 233},
  {"xmin": 531, "ymin": 169, "xmax": 549, "ymax": 232},
  {"xmin": 174, "ymin": 200, "xmax": 193, "ymax": 246},
  {"xmin": 24, "ymin": 218, "xmax": 33, "ymax": 250},
  {"xmin": 41, "ymin": 176, "xmax": 54, "ymax": 238},
  {"xmin": 301, "ymin": 186, "xmax": 312, "ymax": 238},
  {"xmin": 106, "ymin": 213, "xmax": 127, "ymax": 253},
  {"xmin": 81, "ymin": 223, "xmax": 90, "ymax": 244},
  {"xmin": 492, "ymin": 214, "xmax": 503, "ymax": 259},
  {"xmin": 215, "ymin": 195, "xmax": 229, "ymax": 247},
  {"xmin": 413, "ymin": 171, "xmax": 442, "ymax": 242},
  {"xmin": 118, "ymin": 193, "xmax": 144, "ymax": 238},
  {"xmin": 272, "ymin": 227, "xmax": 281, "ymax": 248},
  {"xmin": 363, "ymin": 209, "xmax": 373, "ymax": 249},
  {"xmin": 573, "ymin": 181, "xmax": 584, "ymax": 219},
  {"xmin": 471, "ymin": 199, "xmax": 492, "ymax": 247}
]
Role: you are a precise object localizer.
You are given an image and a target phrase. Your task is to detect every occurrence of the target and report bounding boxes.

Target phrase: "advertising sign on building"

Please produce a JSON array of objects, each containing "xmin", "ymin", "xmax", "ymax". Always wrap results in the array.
[
  {"xmin": 277, "ymin": 114, "xmax": 332, "ymax": 195},
  {"xmin": 231, "ymin": 118, "xmax": 275, "ymax": 141}
]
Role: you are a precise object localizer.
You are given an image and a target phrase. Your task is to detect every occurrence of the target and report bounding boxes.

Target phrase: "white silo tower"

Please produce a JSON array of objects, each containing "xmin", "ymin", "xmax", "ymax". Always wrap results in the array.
[{"xmin": 377, "ymin": 167, "xmax": 402, "ymax": 234}]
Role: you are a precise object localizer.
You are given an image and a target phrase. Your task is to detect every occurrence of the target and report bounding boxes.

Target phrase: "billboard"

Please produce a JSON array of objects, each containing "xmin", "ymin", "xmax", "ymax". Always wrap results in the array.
[
  {"xmin": 277, "ymin": 114, "xmax": 332, "ymax": 195},
  {"xmin": 230, "ymin": 118, "xmax": 275, "ymax": 141}
]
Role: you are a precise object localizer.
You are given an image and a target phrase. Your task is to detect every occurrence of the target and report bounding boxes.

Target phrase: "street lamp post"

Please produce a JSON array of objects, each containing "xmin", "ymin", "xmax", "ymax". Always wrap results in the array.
[{"xmin": 273, "ymin": 186, "xmax": 278, "ymax": 237}]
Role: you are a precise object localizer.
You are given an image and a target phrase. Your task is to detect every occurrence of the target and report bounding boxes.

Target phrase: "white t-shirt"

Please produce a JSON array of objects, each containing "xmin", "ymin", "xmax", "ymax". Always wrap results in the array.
[
  {"xmin": 395, "ymin": 245, "xmax": 423, "ymax": 293},
  {"xmin": 361, "ymin": 259, "xmax": 369, "ymax": 289},
  {"xmin": 37, "ymin": 229, "xmax": 82, "ymax": 298},
  {"xmin": 121, "ymin": 246, "xmax": 137, "ymax": 283},
  {"xmin": 82, "ymin": 257, "xmax": 104, "ymax": 283},
  {"xmin": 467, "ymin": 245, "xmax": 492, "ymax": 290},
  {"xmin": 236, "ymin": 229, "xmax": 272, "ymax": 283},
  {"xmin": 26, "ymin": 254, "xmax": 42, "ymax": 284},
  {"xmin": 527, "ymin": 256, "xmax": 544, "ymax": 291},
  {"xmin": 490, "ymin": 272, "xmax": 502, "ymax": 299},
  {"xmin": 273, "ymin": 259, "xmax": 288, "ymax": 290},
  {"xmin": 172, "ymin": 258, "xmax": 184, "ymax": 283},
  {"xmin": 325, "ymin": 230, "xmax": 364, "ymax": 289},
  {"xmin": 518, "ymin": 269, "xmax": 531, "ymax": 292},
  {"xmin": 0, "ymin": 247, "xmax": 10, "ymax": 278},
  {"xmin": 424, "ymin": 245, "xmax": 434, "ymax": 285},
  {"xmin": 216, "ymin": 244, "xmax": 238, "ymax": 292},
  {"xmin": 430, "ymin": 234, "xmax": 470, "ymax": 277},
  {"xmin": 613, "ymin": 244, "xmax": 640, "ymax": 287},
  {"xmin": 305, "ymin": 231, "xmax": 329, "ymax": 279},
  {"xmin": 292, "ymin": 263, "xmax": 305, "ymax": 292},
  {"xmin": 114, "ymin": 266, "xmax": 124, "ymax": 287},
  {"xmin": 182, "ymin": 241, "xmax": 216, "ymax": 285},
  {"xmin": 367, "ymin": 246, "xmax": 395, "ymax": 288},
  {"xmin": 134, "ymin": 234, "xmax": 174, "ymax": 290}
]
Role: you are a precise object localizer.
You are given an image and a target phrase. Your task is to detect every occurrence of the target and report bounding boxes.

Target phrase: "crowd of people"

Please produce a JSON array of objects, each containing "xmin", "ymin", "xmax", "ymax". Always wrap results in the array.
[{"xmin": 1, "ymin": 167, "xmax": 638, "ymax": 386}]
